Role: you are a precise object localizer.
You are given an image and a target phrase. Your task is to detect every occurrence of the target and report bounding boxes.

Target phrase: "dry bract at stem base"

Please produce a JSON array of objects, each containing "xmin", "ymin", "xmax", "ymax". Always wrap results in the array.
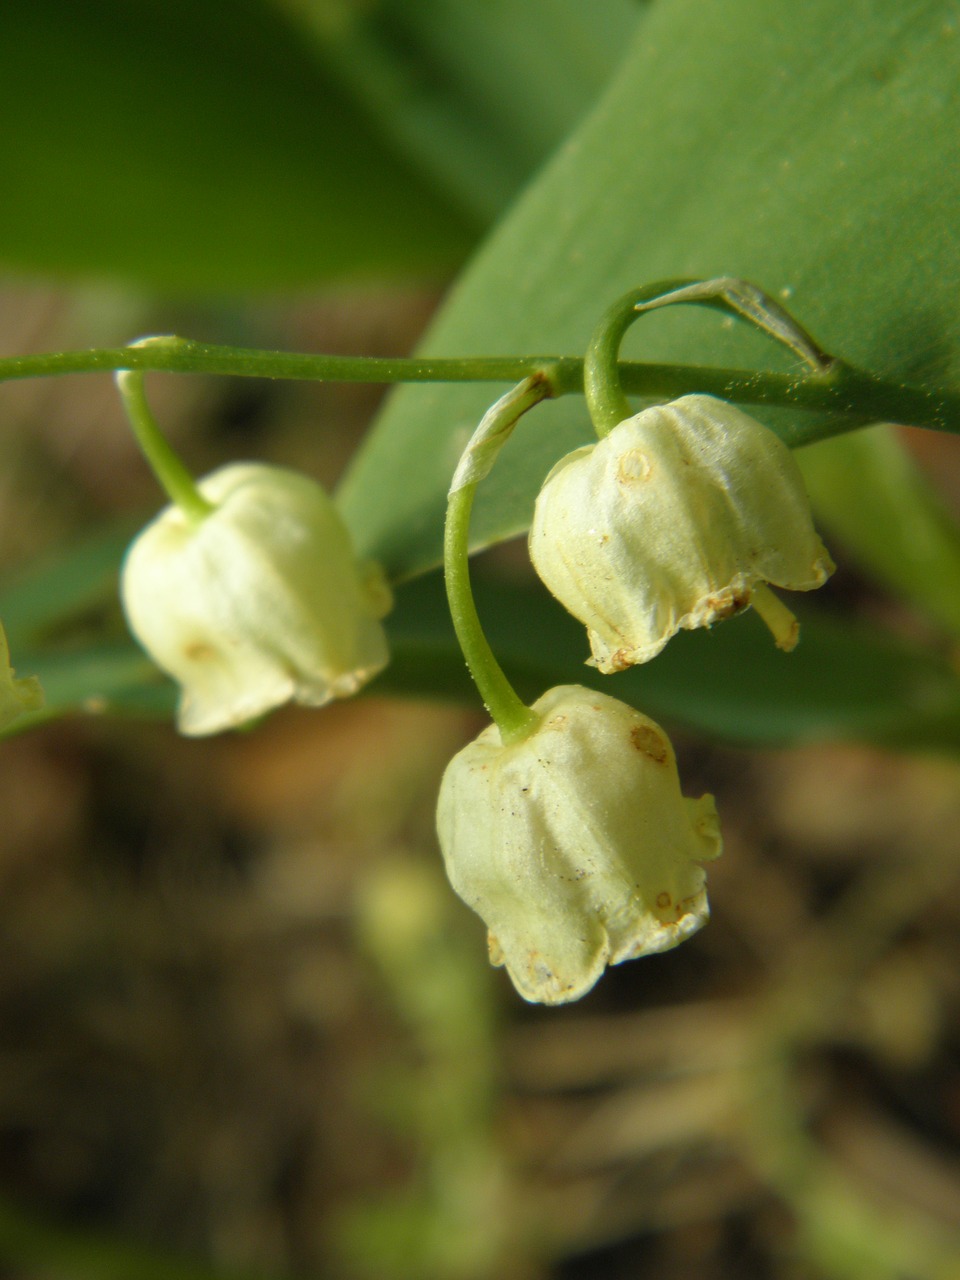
[
  {"xmin": 0, "ymin": 621, "xmax": 43, "ymax": 731},
  {"xmin": 121, "ymin": 462, "xmax": 392, "ymax": 736},
  {"xmin": 529, "ymin": 395, "xmax": 835, "ymax": 670},
  {"xmin": 436, "ymin": 684, "xmax": 722, "ymax": 1005}
]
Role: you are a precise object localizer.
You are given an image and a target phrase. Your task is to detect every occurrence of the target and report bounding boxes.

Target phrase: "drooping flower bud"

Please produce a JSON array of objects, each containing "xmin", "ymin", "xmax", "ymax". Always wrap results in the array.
[
  {"xmin": 121, "ymin": 463, "xmax": 392, "ymax": 736},
  {"xmin": 436, "ymin": 684, "xmax": 721, "ymax": 1005},
  {"xmin": 0, "ymin": 622, "xmax": 43, "ymax": 732},
  {"xmin": 529, "ymin": 395, "xmax": 834, "ymax": 671}
]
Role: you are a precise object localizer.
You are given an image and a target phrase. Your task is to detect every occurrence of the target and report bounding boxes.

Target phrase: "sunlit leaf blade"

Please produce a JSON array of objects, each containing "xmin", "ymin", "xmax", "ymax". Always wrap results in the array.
[
  {"xmin": 338, "ymin": 0, "xmax": 960, "ymax": 579},
  {"xmin": 0, "ymin": 0, "xmax": 476, "ymax": 292}
]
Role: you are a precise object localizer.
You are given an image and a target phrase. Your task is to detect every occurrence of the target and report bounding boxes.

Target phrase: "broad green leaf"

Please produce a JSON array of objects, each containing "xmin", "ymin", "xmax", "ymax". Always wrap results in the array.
[
  {"xmin": 280, "ymin": 0, "xmax": 643, "ymax": 224},
  {"xmin": 797, "ymin": 426, "xmax": 960, "ymax": 639},
  {"xmin": 0, "ymin": 0, "xmax": 476, "ymax": 292},
  {"xmin": 338, "ymin": 0, "xmax": 960, "ymax": 579}
]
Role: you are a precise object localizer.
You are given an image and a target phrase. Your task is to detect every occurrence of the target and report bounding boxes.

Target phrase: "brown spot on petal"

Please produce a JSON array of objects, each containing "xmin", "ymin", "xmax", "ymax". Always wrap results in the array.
[
  {"xmin": 617, "ymin": 448, "xmax": 652, "ymax": 484},
  {"xmin": 486, "ymin": 931, "xmax": 505, "ymax": 967},
  {"xmin": 656, "ymin": 891, "xmax": 671, "ymax": 909},
  {"xmin": 631, "ymin": 724, "xmax": 668, "ymax": 762},
  {"xmin": 183, "ymin": 641, "xmax": 217, "ymax": 662},
  {"xmin": 609, "ymin": 648, "xmax": 633, "ymax": 672},
  {"xmin": 703, "ymin": 586, "xmax": 752, "ymax": 622}
]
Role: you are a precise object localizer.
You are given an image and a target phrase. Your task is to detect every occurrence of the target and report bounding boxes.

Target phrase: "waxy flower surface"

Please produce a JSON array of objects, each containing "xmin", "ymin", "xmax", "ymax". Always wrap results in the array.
[
  {"xmin": 436, "ymin": 684, "xmax": 721, "ymax": 1005},
  {"xmin": 529, "ymin": 395, "xmax": 834, "ymax": 671},
  {"xmin": 122, "ymin": 463, "xmax": 391, "ymax": 736}
]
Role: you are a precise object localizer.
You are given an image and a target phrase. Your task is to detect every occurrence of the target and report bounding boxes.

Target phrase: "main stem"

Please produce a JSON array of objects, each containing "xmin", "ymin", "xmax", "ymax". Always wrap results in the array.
[{"xmin": 2, "ymin": 341, "xmax": 959, "ymax": 442}]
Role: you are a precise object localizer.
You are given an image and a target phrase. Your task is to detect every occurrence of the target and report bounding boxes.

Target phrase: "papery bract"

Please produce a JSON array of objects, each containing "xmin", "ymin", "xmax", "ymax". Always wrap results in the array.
[
  {"xmin": 122, "ymin": 463, "xmax": 391, "ymax": 736},
  {"xmin": 529, "ymin": 395, "xmax": 834, "ymax": 671},
  {"xmin": 436, "ymin": 684, "xmax": 721, "ymax": 1005},
  {"xmin": 0, "ymin": 622, "xmax": 43, "ymax": 731}
]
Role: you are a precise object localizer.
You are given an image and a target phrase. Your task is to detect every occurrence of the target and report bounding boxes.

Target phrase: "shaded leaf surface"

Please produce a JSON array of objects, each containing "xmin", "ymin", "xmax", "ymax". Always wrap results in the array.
[
  {"xmin": 797, "ymin": 426, "xmax": 960, "ymax": 638},
  {"xmin": 11, "ymin": 563, "xmax": 958, "ymax": 750},
  {"xmin": 384, "ymin": 572, "xmax": 960, "ymax": 751}
]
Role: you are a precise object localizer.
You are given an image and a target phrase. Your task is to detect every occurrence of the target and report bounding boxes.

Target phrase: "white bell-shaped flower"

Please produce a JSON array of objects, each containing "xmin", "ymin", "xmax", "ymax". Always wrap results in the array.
[
  {"xmin": 436, "ymin": 684, "xmax": 721, "ymax": 1005},
  {"xmin": 0, "ymin": 622, "xmax": 43, "ymax": 731},
  {"xmin": 529, "ymin": 395, "xmax": 834, "ymax": 671},
  {"xmin": 121, "ymin": 463, "xmax": 392, "ymax": 736}
]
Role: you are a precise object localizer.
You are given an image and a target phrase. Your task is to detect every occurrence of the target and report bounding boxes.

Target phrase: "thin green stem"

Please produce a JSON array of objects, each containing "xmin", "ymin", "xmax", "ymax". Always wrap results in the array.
[
  {"xmin": 583, "ymin": 292, "xmax": 637, "ymax": 435},
  {"xmin": 445, "ymin": 485, "xmax": 539, "ymax": 743},
  {"xmin": 444, "ymin": 380, "xmax": 548, "ymax": 743},
  {"xmin": 1, "ymin": 338, "xmax": 959, "ymax": 444},
  {"xmin": 0, "ymin": 339, "xmax": 570, "ymax": 388},
  {"xmin": 115, "ymin": 368, "xmax": 213, "ymax": 523}
]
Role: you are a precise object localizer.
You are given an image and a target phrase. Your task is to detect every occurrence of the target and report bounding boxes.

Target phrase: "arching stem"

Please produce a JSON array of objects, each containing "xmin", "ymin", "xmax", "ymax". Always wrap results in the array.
[
  {"xmin": 115, "ymin": 345, "xmax": 213, "ymax": 524},
  {"xmin": 444, "ymin": 377, "xmax": 551, "ymax": 743}
]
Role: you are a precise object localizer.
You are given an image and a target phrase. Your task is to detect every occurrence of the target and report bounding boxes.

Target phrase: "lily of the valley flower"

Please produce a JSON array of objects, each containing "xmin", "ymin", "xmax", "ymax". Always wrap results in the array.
[
  {"xmin": 0, "ymin": 622, "xmax": 43, "ymax": 732},
  {"xmin": 529, "ymin": 395, "xmax": 834, "ymax": 671},
  {"xmin": 121, "ymin": 462, "xmax": 392, "ymax": 736},
  {"xmin": 436, "ymin": 684, "xmax": 721, "ymax": 1005}
]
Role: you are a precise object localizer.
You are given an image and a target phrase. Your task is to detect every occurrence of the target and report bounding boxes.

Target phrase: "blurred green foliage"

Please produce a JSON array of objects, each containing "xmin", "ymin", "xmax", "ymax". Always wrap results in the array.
[{"xmin": 0, "ymin": 0, "xmax": 638, "ymax": 291}]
